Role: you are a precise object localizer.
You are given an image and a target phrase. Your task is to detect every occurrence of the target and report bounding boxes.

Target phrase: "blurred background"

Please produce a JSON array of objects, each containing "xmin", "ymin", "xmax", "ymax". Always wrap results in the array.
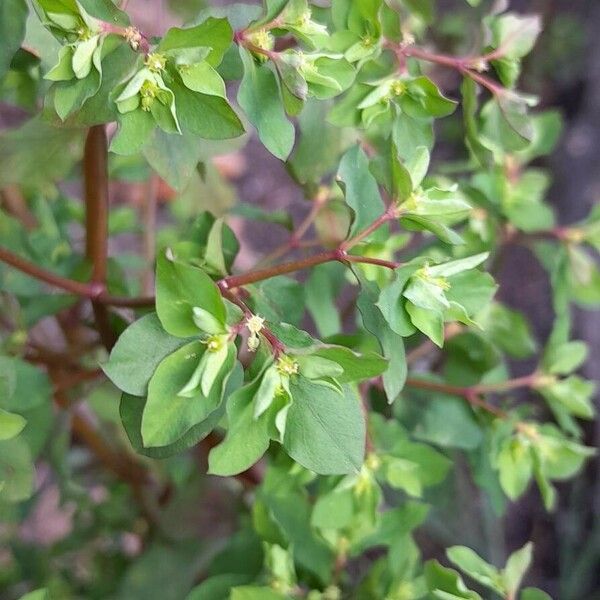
[{"xmin": 1, "ymin": 0, "xmax": 599, "ymax": 598}]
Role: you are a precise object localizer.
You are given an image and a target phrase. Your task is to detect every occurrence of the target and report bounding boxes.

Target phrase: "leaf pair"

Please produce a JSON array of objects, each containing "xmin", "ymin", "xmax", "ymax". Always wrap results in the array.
[
  {"xmin": 377, "ymin": 253, "xmax": 496, "ymax": 347},
  {"xmin": 494, "ymin": 423, "xmax": 595, "ymax": 510},
  {"xmin": 112, "ymin": 17, "xmax": 244, "ymax": 155}
]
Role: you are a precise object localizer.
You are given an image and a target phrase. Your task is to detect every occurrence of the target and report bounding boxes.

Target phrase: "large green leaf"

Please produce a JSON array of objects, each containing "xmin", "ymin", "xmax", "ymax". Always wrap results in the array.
[
  {"xmin": 0, "ymin": 117, "xmax": 82, "ymax": 189},
  {"xmin": 0, "ymin": 0, "xmax": 28, "ymax": 79},
  {"xmin": 171, "ymin": 75, "xmax": 244, "ymax": 140},
  {"xmin": 141, "ymin": 341, "xmax": 235, "ymax": 447},
  {"xmin": 283, "ymin": 377, "xmax": 365, "ymax": 474},
  {"xmin": 103, "ymin": 313, "xmax": 192, "ymax": 397}
]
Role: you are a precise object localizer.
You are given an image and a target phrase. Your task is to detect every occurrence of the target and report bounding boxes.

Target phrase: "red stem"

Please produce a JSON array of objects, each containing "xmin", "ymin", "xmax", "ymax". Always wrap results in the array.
[
  {"xmin": 84, "ymin": 126, "xmax": 117, "ymax": 349},
  {"xmin": 220, "ymin": 250, "xmax": 339, "ymax": 289},
  {"xmin": 404, "ymin": 373, "xmax": 538, "ymax": 418},
  {"xmin": 0, "ymin": 246, "xmax": 155, "ymax": 308},
  {"xmin": 398, "ymin": 45, "xmax": 506, "ymax": 96}
]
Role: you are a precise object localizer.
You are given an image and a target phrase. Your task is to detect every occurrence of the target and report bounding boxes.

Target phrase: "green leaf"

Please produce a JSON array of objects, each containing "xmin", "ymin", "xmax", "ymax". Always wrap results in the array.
[
  {"xmin": 249, "ymin": 276, "xmax": 305, "ymax": 327},
  {"xmin": 110, "ymin": 109, "xmax": 155, "ymax": 156},
  {"xmin": 481, "ymin": 95, "xmax": 534, "ymax": 152},
  {"xmin": 0, "ymin": 437, "xmax": 34, "ymax": 502},
  {"xmin": 490, "ymin": 14, "xmax": 542, "ymax": 60},
  {"xmin": 16, "ymin": 590, "xmax": 50, "ymax": 600},
  {"xmin": 178, "ymin": 61, "xmax": 226, "ymax": 97},
  {"xmin": 311, "ymin": 488, "xmax": 355, "ymax": 530},
  {"xmin": 120, "ymin": 391, "xmax": 225, "ymax": 459},
  {"xmin": 203, "ymin": 218, "xmax": 229, "ymax": 276},
  {"xmin": 0, "ymin": 117, "xmax": 82, "ymax": 189},
  {"xmin": 376, "ymin": 261, "xmax": 422, "ymax": 336},
  {"xmin": 411, "ymin": 392, "xmax": 483, "ymax": 450},
  {"xmin": 538, "ymin": 376, "xmax": 595, "ymax": 420},
  {"xmin": 0, "ymin": 0, "xmax": 28, "ymax": 79},
  {"xmin": 186, "ymin": 575, "xmax": 250, "ymax": 600},
  {"xmin": 142, "ymin": 128, "xmax": 208, "ymax": 192},
  {"xmin": 424, "ymin": 560, "xmax": 482, "ymax": 600},
  {"xmin": 103, "ymin": 313, "xmax": 192, "ymax": 397},
  {"xmin": 408, "ymin": 76, "xmax": 457, "ymax": 118},
  {"xmin": 141, "ymin": 341, "xmax": 235, "ymax": 446},
  {"xmin": 283, "ymin": 378, "xmax": 365, "ymax": 474},
  {"xmin": 0, "ymin": 356, "xmax": 52, "ymax": 411},
  {"xmin": 542, "ymin": 340, "xmax": 588, "ymax": 375},
  {"xmin": 208, "ymin": 376, "xmax": 271, "ymax": 476},
  {"xmin": 159, "ymin": 18, "xmax": 233, "ymax": 67},
  {"xmin": 155, "ymin": 250, "xmax": 226, "ymax": 337},
  {"xmin": 170, "ymin": 75, "xmax": 244, "ymax": 140},
  {"xmin": 406, "ymin": 302, "xmax": 444, "ymax": 347},
  {"xmin": 305, "ymin": 262, "xmax": 344, "ymax": 337},
  {"xmin": 289, "ymin": 99, "xmax": 348, "ymax": 185},
  {"xmin": 259, "ymin": 486, "xmax": 333, "ymax": 582},
  {"xmin": 446, "ymin": 547, "xmax": 502, "ymax": 594},
  {"xmin": 53, "ymin": 67, "xmax": 101, "ymax": 120},
  {"xmin": 356, "ymin": 272, "xmax": 407, "ymax": 400},
  {"xmin": 0, "ymin": 408, "xmax": 27, "ymax": 441},
  {"xmin": 504, "ymin": 542, "xmax": 533, "ymax": 597},
  {"xmin": 497, "ymin": 437, "xmax": 533, "ymax": 499},
  {"xmin": 230, "ymin": 587, "xmax": 287, "ymax": 600},
  {"xmin": 237, "ymin": 47, "xmax": 294, "ymax": 160},
  {"xmin": 337, "ymin": 144, "xmax": 385, "ymax": 238},
  {"xmin": 370, "ymin": 140, "xmax": 414, "ymax": 202},
  {"xmin": 311, "ymin": 346, "xmax": 387, "ymax": 383},
  {"xmin": 481, "ymin": 303, "xmax": 537, "ymax": 359}
]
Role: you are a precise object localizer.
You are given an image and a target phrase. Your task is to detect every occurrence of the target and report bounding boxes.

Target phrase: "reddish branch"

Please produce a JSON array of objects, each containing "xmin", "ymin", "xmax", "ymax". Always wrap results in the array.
[
  {"xmin": 84, "ymin": 126, "xmax": 117, "ymax": 349},
  {"xmin": 405, "ymin": 373, "xmax": 539, "ymax": 419}
]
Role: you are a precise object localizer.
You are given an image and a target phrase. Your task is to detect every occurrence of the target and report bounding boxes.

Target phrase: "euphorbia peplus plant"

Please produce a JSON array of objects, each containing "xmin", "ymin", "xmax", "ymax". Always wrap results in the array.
[{"xmin": 0, "ymin": 0, "xmax": 599, "ymax": 598}]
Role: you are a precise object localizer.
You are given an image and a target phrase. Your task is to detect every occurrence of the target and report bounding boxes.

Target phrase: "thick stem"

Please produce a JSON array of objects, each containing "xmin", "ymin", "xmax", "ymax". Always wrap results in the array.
[{"xmin": 84, "ymin": 126, "xmax": 116, "ymax": 349}]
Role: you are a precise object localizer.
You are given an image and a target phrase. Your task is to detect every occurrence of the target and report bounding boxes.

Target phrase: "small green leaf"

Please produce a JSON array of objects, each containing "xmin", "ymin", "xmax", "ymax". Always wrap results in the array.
[
  {"xmin": 208, "ymin": 375, "xmax": 271, "ymax": 476},
  {"xmin": 155, "ymin": 250, "xmax": 226, "ymax": 337},
  {"xmin": 311, "ymin": 346, "xmax": 388, "ymax": 383},
  {"xmin": 542, "ymin": 340, "xmax": 588, "ymax": 375},
  {"xmin": 230, "ymin": 587, "xmax": 287, "ymax": 600},
  {"xmin": 424, "ymin": 560, "xmax": 482, "ymax": 600},
  {"xmin": 0, "ymin": 409, "xmax": 27, "ymax": 441},
  {"xmin": 159, "ymin": 18, "xmax": 233, "ymax": 67},
  {"xmin": 446, "ymin": 546, "xmax": 502, "ymax": 594},
  {"xmin": 0, "ymin": 438, "xmax": 34, "ymax": 502},
  {"xmin": 356, "ymin": 272, "xmax": 407, "ymax": 400},
  {"xmin": 237, "ymin": 47, "xmax": 294, "ymax": 160},
  {"xmin": 337, "ymin": 144, "xmax": 385, "ymax": 237},
  {"xmin": 497, "ymin": 437, "xmax": 533, "ymax": 500},
  {"xmin": 504, "ymin": 542, "xmax": 533, "ymax": 597},
  {"xmin": 178, "ymin": 61, "xmax": 226, "ymax": 97}
]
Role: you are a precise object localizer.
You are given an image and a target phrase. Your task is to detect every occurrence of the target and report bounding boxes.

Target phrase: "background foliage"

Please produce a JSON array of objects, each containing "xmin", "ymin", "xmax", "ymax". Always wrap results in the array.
[{"xmin": 0, "ymin": 0, "xmax": 599, "ymax": 599}]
